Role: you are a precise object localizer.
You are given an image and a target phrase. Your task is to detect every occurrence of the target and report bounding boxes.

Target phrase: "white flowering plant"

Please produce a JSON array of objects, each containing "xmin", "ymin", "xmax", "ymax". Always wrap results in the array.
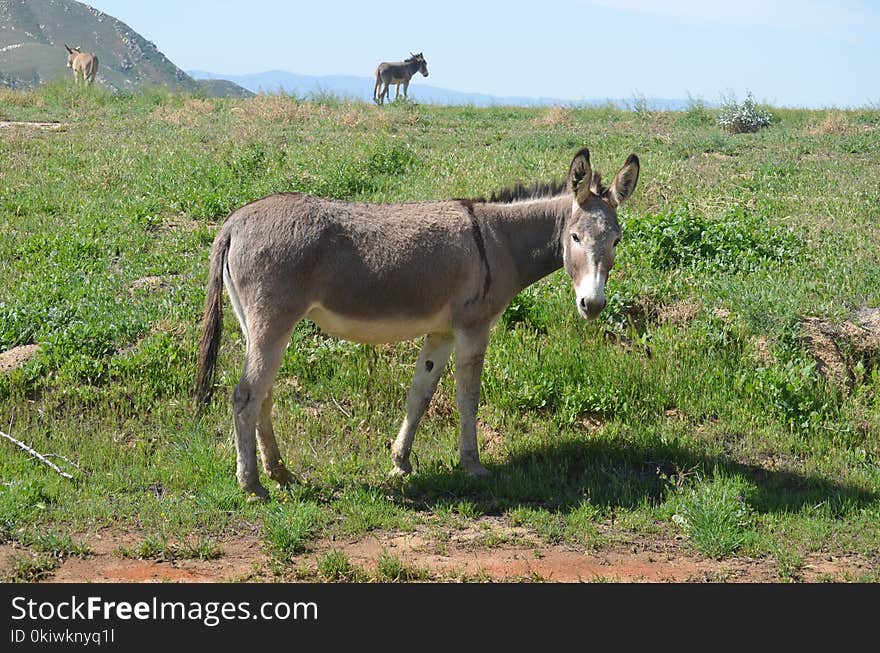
[{"xmin": 716, "ymin": 93, "xmax": 774, "ymax": 133}]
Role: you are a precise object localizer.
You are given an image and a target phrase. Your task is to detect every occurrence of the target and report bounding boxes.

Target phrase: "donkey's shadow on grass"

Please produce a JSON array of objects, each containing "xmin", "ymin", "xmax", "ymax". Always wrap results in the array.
[{"xmin": 386, "ymin": 437, "xmax": 877, "ymax": 518}]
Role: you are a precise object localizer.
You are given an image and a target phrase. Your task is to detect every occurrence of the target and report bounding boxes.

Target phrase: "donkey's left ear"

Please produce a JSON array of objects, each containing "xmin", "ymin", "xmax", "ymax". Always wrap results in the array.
[
  {"xmin": 608, "ymin": 154, "xmax": 640, "ymax": 207},
  {"xmin": 568, "ymin": 147, "xmax": 593, "ymax": 205}
]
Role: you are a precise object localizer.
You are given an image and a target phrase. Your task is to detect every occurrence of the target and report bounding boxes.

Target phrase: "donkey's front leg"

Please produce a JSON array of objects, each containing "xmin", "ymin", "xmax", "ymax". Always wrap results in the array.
[
  {"xmin": 454, "ymin": 327, "xmax": 490, "ymax": 477},
  {"xmin": 390, "ymin": 333, "xmax": 454, "ymax": 476}
]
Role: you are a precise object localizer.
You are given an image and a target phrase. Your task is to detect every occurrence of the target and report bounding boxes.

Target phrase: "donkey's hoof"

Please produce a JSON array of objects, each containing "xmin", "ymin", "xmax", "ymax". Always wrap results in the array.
[
  {"xmin": 268, "ymin": 467, "xmax": 296, "ymax": 487},
  {"xmin": 243, "ymin": 485, "xmax": 270, "ymax": 502},
  {"xmin": 463, "ymin": 462, "xmax": 489, "ymax": 477},
  {"xmin": 389, "ymin": 463, "xmax": 412, "ymax": 477},
  {"xmin": 389, "ymin": 454, "xmax": 412, "ymax": 477}
]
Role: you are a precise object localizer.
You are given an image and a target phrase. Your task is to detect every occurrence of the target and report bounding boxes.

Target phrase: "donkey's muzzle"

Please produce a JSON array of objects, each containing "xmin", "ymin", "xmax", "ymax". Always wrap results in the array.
[{"xmin": 578, "ymin": 296, "xmax": 606, "ymax": 320}]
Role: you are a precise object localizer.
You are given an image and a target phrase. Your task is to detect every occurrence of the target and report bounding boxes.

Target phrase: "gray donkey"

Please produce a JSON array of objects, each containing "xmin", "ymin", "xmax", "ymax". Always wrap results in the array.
[
  {"xmin": 196, "ymin": 147, "xmax": 640, "ymax": 499},
  {"xmin": 374, "ymin": 52, "xmax": 428, "ymax": 104}
]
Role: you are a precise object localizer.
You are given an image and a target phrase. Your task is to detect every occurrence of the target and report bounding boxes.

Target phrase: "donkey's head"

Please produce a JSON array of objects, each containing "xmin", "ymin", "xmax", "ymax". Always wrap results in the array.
[
  {"xmin": 562, "ymin": 148, "xmax": 639, "ymax": 319},
  {"xmin": 64, "ymin": 44, "xmax": 81, "ymax": 68},
  {"xmin": 410, "ymin": 52, "xmax": 428, "ymax": 77}
]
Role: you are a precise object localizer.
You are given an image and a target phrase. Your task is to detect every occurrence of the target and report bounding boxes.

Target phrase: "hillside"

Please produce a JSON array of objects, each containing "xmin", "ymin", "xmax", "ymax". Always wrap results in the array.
[{"xmin": 0, "ymin": 0, "xmax": 251, "ymax": 96}]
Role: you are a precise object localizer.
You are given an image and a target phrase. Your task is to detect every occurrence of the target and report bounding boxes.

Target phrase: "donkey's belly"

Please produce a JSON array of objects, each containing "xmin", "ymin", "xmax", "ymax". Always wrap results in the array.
[{"xmin": 306, "ymin": 304, "xmax": 452, "ymax": 344}]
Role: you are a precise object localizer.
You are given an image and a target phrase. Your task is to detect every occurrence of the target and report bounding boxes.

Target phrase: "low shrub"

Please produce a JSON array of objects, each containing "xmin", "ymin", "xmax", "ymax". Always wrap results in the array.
[{"xmin": 717, "ymin": 93, "xmax": 773, "ymax": 133}]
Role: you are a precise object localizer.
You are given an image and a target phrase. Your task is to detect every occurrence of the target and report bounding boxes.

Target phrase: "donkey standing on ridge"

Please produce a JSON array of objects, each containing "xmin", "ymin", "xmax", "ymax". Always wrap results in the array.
[
  {"xmin": 64, "ymin": 45, "xmax": 99, "ymax": 86},
  {"xmin": 374, "ymin": 52, "xmax": 428, "ymax": 104},
  {"xmin": 196, "ymin": 148, "xmax": 640, "ymax": 499}
]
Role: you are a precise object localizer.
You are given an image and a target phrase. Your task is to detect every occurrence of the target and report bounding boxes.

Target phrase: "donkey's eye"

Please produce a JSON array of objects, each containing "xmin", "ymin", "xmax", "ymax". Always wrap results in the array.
[
  {"xmin": 571, "ymin": 233, "xmax": 580, "ymax": 243},
  {"xmin": 613, "ymin": 237, "xmax": 620, "ymax": 247}
]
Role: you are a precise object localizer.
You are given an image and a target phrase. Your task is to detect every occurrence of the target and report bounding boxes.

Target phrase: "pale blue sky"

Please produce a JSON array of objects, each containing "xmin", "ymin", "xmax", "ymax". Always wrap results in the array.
[{"xmin": 85, "ymin": 0, "xmax": 880, "ymax": 107}]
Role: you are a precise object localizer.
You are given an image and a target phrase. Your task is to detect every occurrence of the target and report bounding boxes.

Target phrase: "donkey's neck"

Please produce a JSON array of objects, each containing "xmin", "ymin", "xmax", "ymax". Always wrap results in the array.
[{"xmin": 479, "ymin": 195, "xmax": 569, "ymax": 291}]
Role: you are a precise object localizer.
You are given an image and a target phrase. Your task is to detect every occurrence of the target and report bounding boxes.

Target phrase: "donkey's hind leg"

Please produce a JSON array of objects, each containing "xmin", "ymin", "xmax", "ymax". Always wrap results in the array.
[
  {"xmin": 390, "ymin": 333, "xmax": 454, "ymax": 476},
  {"xmin": 233, "ymin": 326, "xmax": 295, "ymax": 500},
  {"xmin": 257, "ymin": 388, "xmax": 295, "ymax": 487}
]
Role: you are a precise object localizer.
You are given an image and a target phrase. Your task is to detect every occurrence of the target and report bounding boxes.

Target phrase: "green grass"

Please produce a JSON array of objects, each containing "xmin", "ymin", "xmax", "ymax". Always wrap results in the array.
[
  {"xmin": 1, "ymin": 83, "xmax": 879, "ymax": 581},
  {"xmin": 4, "ymin": 552, "xmax": 59, "ymax": 583},
  {"xmin": 374, "ymin": 551, "xmax": 430, "ymax": 582},
  {"xmin": 317, "ymin": 549, "xmax": 370, "ymax": 582},
  {"xmin": 116, "ymin": 534, "xmax": 222, "ymax": 561},
  {"xmin": 667, "ymin": 470, "xmax": 757, "ymax": 558}
]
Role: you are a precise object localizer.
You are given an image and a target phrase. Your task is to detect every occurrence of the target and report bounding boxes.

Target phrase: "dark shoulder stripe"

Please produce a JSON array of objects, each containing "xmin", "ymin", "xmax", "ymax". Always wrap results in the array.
[{"xmin": 459, "ymin": 200, "xmax": 492, "ymax": 303}]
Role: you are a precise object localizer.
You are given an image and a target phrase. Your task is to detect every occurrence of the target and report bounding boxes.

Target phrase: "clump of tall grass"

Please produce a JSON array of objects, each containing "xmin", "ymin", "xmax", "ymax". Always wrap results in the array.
[
  {"xmin": 0, "ymin": 87, "xmax": 44, "ymax": 108},
  {"xmin": 668, "ymin": 471, "xmax": 756, "ymax": 558},
  {"xmin": 534, "ymin": 106, "xmax": 571, "ymax": 128},
  {"xmin": 808, "ymin": 111, "xmax": 852, "ymax": 135},
  {"xmin": 676, "ymin": 95, "xmax": 714, "ymax": 127}
]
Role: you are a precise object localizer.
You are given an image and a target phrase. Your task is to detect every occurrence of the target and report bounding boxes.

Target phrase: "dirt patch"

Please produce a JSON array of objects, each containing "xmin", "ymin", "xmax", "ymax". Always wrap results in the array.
[
  {"xmin": 130, "ymin": 274, "xmax": 181, "ymax": 294},
  {"xmin": 0, "ymin": 121, "xmax": 64, "ymax": 130},
  {"xmin": 750, "ymin": 335, "xmax": 774, "ymax": 365},
  {"xmin": 2, "ymin": 518, "xmax": 875, "ymax": 583},
  {"xmin": 657, "ymin": 299, "xmax": 702, "ymax": 325},
  {"xmin": 294, "ymin": 518, "xmax": 873, "ymax": 583},
  {"xmin": 0, "ymin": 543, "xmax": 20, "ymax": 571},
  {"xmin": 0, "ymin": 344, "xmax": 40, "ymax": 373},
  {"xmin": 478, "ymin": 420, "xmax": 504, "ymax": 456},
  {"xmin": 299, "ymin": 519, "xmax": 727, "ymax": 582},
  {"xmin": 801, "ymin": 307, "xmax": 880, "ymax": 390},
  {"xmin": 44, "ymin": 529, "xmax": 270, "ymax": 584}
]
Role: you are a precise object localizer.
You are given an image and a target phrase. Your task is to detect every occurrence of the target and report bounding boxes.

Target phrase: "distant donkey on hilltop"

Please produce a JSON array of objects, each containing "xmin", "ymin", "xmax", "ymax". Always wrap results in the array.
[
  {"xmin": 374, "ymin": 52, "xmax": 428, "ymax": 104},
  {"xmin": 64, "ymin": 45, "xmax": 99, "ymax": 86}
]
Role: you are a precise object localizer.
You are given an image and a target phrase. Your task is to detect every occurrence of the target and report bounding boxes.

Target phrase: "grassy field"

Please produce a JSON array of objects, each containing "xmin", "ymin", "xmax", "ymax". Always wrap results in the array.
[{"xmin": 1, "ymin": 81, "xmax": 879, "ymax": 582}]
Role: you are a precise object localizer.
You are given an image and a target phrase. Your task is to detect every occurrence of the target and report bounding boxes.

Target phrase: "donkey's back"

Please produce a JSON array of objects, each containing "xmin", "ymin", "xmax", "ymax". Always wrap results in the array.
[
  {"xmin": 218, "ymin": 193, "xmax": 485, "ymax": 343},
  {"xmin": 374, "ymin": 60, "xmax": 408, "ymax": 83}
]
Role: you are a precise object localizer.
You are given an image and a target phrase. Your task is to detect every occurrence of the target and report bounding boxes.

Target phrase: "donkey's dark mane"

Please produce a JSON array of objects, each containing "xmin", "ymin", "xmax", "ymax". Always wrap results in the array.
[
  {"xmin": 470, "ymin": 172, "xmax": 608, "ymax": 205},
  {"xmin": 485, "ymin": 180, "xmax": 566, "ymax": 203}
]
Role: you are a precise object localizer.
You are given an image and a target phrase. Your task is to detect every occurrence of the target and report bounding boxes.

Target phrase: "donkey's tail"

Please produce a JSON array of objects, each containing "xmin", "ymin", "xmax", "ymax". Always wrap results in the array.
[{"xmin": 195, "ymin": 230, "xmax": 231, "ymax": 411}]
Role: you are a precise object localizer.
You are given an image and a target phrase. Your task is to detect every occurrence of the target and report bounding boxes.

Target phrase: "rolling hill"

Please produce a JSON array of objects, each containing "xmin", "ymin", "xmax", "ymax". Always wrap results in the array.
[{"xmin": 0, "ymin": 0, "xmax": 251, "ymax": 97}]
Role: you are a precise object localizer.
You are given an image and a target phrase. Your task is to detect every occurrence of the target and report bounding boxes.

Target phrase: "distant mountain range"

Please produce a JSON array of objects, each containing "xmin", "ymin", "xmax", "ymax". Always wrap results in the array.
[
  {"xmin": 0, "ymin": 0, "xmax": 251, "ymax": 97},
  {"xmin": 189, "ymin": 69, "xmax": 696, "ymax": 110},
  {"xmin": 0, "ymin": 0, "xmax": 692, "ymax": 108}
]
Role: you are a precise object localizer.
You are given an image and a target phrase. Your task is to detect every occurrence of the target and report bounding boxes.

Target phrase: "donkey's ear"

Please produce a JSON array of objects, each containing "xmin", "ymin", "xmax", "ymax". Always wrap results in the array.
[
  {"xmin": 608, "ymin": 154, "xmax": 640, "ymax": 207},
  {"xmin": 568, "ymin": 147, "xmax": 593, "ymax": 205},
  {"xmin": 64, "ymin": 44, "xmax": 72, "ymax": 53}
]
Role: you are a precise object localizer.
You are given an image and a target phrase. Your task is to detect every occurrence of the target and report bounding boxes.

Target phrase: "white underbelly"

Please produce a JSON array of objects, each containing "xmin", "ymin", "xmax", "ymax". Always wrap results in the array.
[{"xmin": 306, "ymin": 304, "xmax": 452, "ymax": 344}]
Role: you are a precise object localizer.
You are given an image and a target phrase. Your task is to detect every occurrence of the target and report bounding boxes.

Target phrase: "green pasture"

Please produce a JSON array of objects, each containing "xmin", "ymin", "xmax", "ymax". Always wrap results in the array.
[{"xmin": 1, "ymin": 81, "xmax": 879, "ymax": 581}]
